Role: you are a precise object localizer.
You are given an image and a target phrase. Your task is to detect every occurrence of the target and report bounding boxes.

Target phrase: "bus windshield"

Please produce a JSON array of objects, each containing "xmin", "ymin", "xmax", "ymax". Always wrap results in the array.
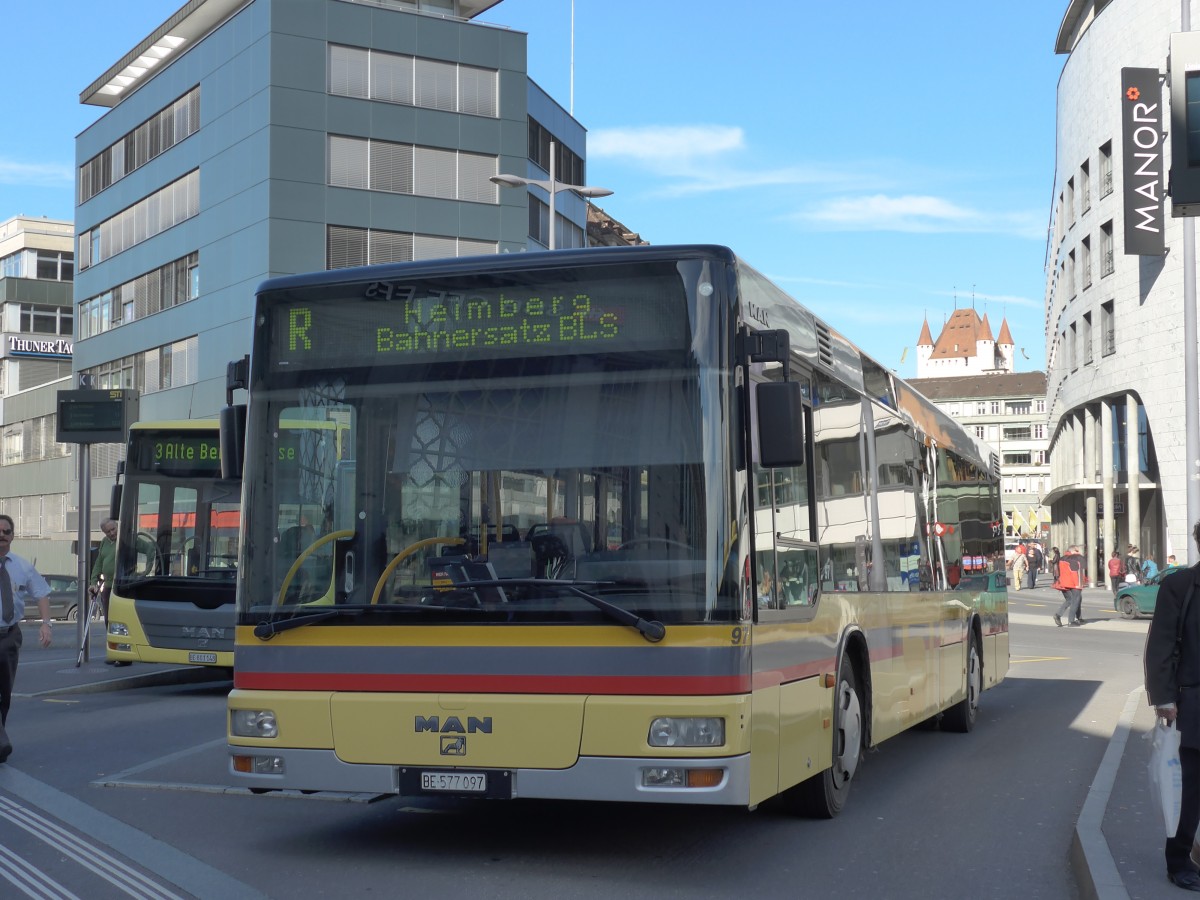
[
  {"xmin": 116, "ymin": 427, "xmax": 240, "ymax": 592},
  {"xmin": 240, "ymin": 257, "xmax": 740, "ymax": 625}
]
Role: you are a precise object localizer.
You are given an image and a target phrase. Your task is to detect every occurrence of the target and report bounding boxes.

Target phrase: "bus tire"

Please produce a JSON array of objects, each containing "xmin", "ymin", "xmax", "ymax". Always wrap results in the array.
[
  {"xmin": 784, "ymin": 653, "xmax": 863, "ymax": 818},
  {"xmin": 943, "ymin": 633, "xmax": 982, "ymax": 734}
]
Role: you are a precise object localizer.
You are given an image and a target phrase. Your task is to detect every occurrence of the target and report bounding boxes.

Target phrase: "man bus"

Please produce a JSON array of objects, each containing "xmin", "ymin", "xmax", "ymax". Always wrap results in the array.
[
  {"xmin": 107, "ymin": 421, "xmax": 238, "ymax": 667},
  {"xmin": 227, "ymin": 245, "xmax": 1007, "ymax": 816}
]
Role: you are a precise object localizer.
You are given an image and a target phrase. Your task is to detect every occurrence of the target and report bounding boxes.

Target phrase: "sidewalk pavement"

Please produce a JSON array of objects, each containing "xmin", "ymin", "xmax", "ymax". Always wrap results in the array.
[{"xmin": 13, "ymin": 621, "xmax": 228, "ymax": 699}]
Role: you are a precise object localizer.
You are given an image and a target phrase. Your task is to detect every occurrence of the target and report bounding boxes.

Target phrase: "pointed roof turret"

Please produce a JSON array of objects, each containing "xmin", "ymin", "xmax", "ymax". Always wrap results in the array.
[
  {"xmin": 918, "ymin": 318, "xmax": 933, "ymax": 347},
  {"xmin": 997, "ymin": 317, "xmax": 1014, "ymax": 345},
  {"xmin": 979, "ymin": 313, "xmax": 995, "ymax": 342}
]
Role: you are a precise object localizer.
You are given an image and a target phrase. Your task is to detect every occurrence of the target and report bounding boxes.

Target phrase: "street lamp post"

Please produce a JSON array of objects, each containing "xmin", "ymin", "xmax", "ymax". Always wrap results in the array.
[{"xmin": 491, "ymin": 141, "xmax": 613, "ymax": 250}]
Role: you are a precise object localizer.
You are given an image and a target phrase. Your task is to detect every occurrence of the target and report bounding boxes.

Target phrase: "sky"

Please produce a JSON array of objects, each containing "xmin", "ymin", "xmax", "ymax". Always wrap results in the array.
[{"xmin": 4, "ymin": 0, "xmax": 1068, "ymax": 379}]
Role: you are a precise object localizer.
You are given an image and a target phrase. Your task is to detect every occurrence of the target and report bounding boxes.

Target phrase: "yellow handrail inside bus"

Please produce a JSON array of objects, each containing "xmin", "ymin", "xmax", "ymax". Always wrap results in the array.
[
  {"xmin": 275, "ymin": 529, "xmax": 356, "ymax": 607},
  {"xmin": 370, "ymin": 536, "xmax": 465, "ymax": 606}
]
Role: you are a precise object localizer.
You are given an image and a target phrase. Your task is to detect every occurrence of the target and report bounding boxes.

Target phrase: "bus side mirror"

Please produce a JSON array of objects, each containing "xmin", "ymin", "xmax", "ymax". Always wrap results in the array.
[
  {"xmin": 220, "ymin": 404, "xmax": 246, "ymax": 480},
  {"xmin": 757, "ymin": 381, "xmax": 806, "ymax": 468},
  {"xmin": 109, "ymin": 484, "xmax": 122, "ymax": 521}
]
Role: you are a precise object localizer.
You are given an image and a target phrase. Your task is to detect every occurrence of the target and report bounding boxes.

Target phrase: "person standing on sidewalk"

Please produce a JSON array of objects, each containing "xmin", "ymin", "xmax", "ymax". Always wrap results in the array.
[
  {"xmin": 89, "ymin": 518, "xmax": 117, "ymax": 621},
  {"xmin": 1145, "ymin": 520, "xmax": 1200, "ymax": 891},
  {"xmin": 1108, "ymin": 549, "xmax": 1126, "ymax": 597},
  {"xmin": 0, "ymin": 513, "xmax": 53, "ymax": 763},
  {"xmin": 1053, "ymin": 545, "xmax": 1086, "ymax": 626}
]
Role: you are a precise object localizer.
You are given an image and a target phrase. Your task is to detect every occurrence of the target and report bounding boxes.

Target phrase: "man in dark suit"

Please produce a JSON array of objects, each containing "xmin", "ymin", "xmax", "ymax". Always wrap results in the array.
[{"xmin": 1145, "ymin": 520, "xmax": 1200, "ymax": 891}]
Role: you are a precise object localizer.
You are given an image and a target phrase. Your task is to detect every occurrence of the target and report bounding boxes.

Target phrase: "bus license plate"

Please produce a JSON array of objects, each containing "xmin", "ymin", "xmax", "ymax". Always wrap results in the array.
[
  {"xmin": 188, "ymin": 652, "xmax": 218, "ymax": 664},
  {"xmin": 420, "ymin": 771, "xmax": 487, "ymax": 793}
]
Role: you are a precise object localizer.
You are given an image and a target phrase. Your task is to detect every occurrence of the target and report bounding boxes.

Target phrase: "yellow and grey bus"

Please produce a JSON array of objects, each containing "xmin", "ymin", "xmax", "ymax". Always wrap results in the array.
[
  {"xmin": 227, "ymin": 245, "xmax": 1007, "ymax": 815},
  {"xmin": 108, "ymin": 420, "xmax": 239, "ymax": 667}
]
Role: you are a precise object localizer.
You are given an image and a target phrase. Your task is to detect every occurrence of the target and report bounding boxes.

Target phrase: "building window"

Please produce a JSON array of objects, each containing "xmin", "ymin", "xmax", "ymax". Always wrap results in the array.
[
  {"xmin": 1101, "ymin": 300, "xmax": 1116, "ymax": 356},
  {"xmin": 528, "ymin": 118, "xmax": 584, "ymax": 185},
  {"xmin": 1083, "ymin": 311, "xmax": 1093, "ymax": 365},
  {"xmin": 328, "ymin": 135, "xmax": 498, "ymax": 202},
  {"xmin": 1004, "ymin": 452, "xmax": 1032, "ymax": 465},
  {"xmin": 1069, "ymin": 321, "xmax": 1078, "ymax": 371},
  {"xmin": 990, "ymin": 401, "xmax": 1000, "ymax": 415},
  {"xmin": 17, "ymin": 303, "xmax": 73, "ymax": 336},
  {"xmin": 326, "ymin": 225, "xmax": 497, "ymax": 269},
  {"xmin": 526, "ymin": 196, "xmax": 584, "ymax": 250},
  {"xmin": 1068, "ymin": 248, "xmax": 1076, "ymax": 298},
  {"xmin": 1100, "ymin": 141, "xmax": 1113, "ymax": 196},
  {"xmin": 976, "ymin": 402, "xmax": 987, "ymax": 416},
  {"xmin": 1100, "ymin": 221, "xmax": 1114, "ymax": 277},
  {"xmin": 77, "ymin": 170, "xmax": 199, "ymax": 270},
  {"xmin": 1036, "ymin": 400, "xmax": 1045, "ymax": 413},
  {"xmin": 77, "ymin": 252, "xmax": 199, "ymax": 339},
  {"xmin": 1081, "ymin": 235, "xmax": 1092, "ymax": 289},
  {"xmin": 328, "ymin": 45, "xmax": 498, "ymax": 118},
  {"xmin": 78, "ymin": 87, "xmax": 200, "ymax": 204},
  {"xmin": 1080, "ymin": 159, "xmax": 1091, "ymax": 213},
  {"xmin": 1033, "ymin": 424, "xmax": 1045, "ymax": 440},
  {"xmin": 974, "ymin": 425, "xmax": 986, "ymax": 439},
  {"xmin": 1005, "ymin": 401, "xmax": 1031, "ymax": 416},
  {"xmin": 1067, "ymin": 177, "xmax": 1076, "ymax": 226},
  {"xmin": 1003, "ymin": 426, "xmax": 1032, "ymax": 441}
]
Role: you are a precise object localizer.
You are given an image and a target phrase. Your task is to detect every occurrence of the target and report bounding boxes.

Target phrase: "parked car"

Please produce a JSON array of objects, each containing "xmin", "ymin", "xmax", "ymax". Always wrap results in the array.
[
  {"xmin": 21, "ymin": 574, "xmax": 82, "ymax": 622},
  {"xmin": 1114, "ymin": 565, "xmax": 1186, "ymax": 618}
]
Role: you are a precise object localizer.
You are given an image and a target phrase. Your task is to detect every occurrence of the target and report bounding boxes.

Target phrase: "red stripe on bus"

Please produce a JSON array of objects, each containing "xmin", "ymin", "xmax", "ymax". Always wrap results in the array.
[{"xmin": 234, "ymin": 671, "xmax": 753, "ymax": 695}]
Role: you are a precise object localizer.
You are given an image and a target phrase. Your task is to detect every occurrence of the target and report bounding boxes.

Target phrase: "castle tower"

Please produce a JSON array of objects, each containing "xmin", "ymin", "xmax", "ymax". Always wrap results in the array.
[{"xmin": 916, "ymin": 317, "xmax": 935, "ymax": 378}]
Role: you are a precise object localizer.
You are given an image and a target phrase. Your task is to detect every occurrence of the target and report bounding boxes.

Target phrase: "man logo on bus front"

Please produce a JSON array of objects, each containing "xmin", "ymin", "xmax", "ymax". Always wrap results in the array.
[{"xmin": 441, "ymin": 736, "xmax": 467, "ymax": 756}]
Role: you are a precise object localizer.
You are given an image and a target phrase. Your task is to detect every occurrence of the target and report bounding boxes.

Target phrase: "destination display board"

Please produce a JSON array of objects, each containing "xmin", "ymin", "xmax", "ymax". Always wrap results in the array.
[
  {"xmin": 263, "ymin": 269, "xmax": 689, "ymax": 372},
  {"xmin": 129, "ymin": 430, "xmax": 222, "ymax": 478},
  {"xmin": 56, "ymin": 389, "xmax": 139, "ymax": 444}
]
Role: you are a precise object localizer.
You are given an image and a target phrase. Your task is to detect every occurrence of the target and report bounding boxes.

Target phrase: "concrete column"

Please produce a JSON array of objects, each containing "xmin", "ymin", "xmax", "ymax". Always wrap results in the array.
[
  {"xmin": 1101, "ymin": 398, "xmax": 1115, "ymax": 560},
  {"xmin": 1128, "ymin": 394, "xmax": 1141, "ymax": 552}
]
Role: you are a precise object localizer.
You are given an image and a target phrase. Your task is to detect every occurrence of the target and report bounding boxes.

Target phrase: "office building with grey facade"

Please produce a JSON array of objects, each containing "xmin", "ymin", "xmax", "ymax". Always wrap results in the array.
[{"xmin": 75, "ymin": 0, "xmax": 591, "ymax": 427}]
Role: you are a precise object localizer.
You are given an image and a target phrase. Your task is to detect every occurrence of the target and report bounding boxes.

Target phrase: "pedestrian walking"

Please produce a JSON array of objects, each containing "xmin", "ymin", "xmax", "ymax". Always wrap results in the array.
[
  {"xmin": 1126, "ymin": 545, "xmax": 1143, "ymax": 584},
  {"xmin": 1011, "ymin": 545, "xmax": 1028, "ymax": 592},
  {"xmin": 0, "ymin": 513, "xmax": 53, "ymax": 762},
  {"xmin": 1107, "ymin": 549, "xmax": 1126, "ymax": 597},
  {"xmin": 1028, "ymin": 542, "xmax": 1043, "ymax": 589},
  {"xmin": 1053, "ymin": 545, "xmax": 1086, "ymax": 626},
  {"xmin": 1144, "ymin": 519, "xmax": 1200, "ymax": 890}
]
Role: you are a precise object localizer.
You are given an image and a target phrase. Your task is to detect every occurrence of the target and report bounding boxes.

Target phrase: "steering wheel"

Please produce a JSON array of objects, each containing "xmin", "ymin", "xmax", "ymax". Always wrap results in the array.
[
  {"xmin": 618, "ymin": 537, "xmax": 694, "ymax": 553},
  {"xmin": 275, "ymin": 529, "xmax": 355, "ymax": 606},
  {"xmin": 370, "ymin": 536, "xmax": 466, "ymax": 606},
  {"xmin": 135, "ymin": 532, "xmax": 163, "ymax": 575}
]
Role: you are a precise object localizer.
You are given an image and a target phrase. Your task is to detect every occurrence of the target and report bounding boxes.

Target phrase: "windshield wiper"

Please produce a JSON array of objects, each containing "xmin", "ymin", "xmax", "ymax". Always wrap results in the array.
[
  {"xmin": 253, "ymin": 608, "xmax": 361, "ymax": 640},
  {"xmin": 455, "ymin": 578, "xmax": 667, "ymax": 643}
]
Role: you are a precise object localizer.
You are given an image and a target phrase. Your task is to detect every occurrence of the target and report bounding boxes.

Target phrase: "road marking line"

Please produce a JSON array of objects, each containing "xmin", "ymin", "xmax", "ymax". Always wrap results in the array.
[{"xmin": 0, "ymin": 840, "xmax": 81, "ymax": 899}]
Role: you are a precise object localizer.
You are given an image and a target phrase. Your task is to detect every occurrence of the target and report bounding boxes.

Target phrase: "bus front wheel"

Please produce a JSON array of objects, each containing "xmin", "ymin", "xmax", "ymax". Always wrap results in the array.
[{"xmin": 784, "ymin": 653, "xmax": 862, "ymax": 818}]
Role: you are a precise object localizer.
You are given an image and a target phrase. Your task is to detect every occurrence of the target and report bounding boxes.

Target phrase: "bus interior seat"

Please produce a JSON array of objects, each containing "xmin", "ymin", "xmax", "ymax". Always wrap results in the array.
[{"xmin": 446, "ymin": 559, "xmax": 507, "ymax": 603}]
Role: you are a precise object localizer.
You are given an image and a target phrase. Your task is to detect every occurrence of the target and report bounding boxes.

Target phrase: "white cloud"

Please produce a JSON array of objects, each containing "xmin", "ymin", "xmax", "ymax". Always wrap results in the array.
[
  {"xmin": 0, "ymin": 158, "xmax": 73, "ymax": 187},
  {"xmin": 588, "ymin": 124, "xmax": 865, "ymax": 197},
  {"xmin": 796, "ymin": 193, "xmax": 1044, "ymax": 239}
]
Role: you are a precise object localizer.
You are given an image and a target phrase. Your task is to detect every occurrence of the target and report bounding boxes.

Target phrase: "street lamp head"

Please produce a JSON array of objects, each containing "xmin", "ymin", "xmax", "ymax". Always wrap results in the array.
[
  {"xmin": 490, "ymin": 174, "xmax": 530, "ymax": 189},
  {"xmin": 575, "ymin": 186, "xmax": 614, "ymax": 199}
]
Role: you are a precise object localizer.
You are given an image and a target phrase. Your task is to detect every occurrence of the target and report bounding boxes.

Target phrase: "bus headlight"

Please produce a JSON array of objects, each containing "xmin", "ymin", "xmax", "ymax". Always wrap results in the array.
[
  {"xmin": 108, "ymin": 622, "xmax": 129, "ymax": 637},
  {"xmin": 231, "ymin": 709, "xmax": 278, "ymax": 739},
  {"xmin": 648, "ymin": 717, "xmax": 725, "ymax": 747}
]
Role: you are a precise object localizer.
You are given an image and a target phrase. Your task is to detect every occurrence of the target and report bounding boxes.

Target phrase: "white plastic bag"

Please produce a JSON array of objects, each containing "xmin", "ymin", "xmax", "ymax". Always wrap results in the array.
[{"xmin": 1149, "ymin": 719, "xmax": 1183, "ymax": 837}]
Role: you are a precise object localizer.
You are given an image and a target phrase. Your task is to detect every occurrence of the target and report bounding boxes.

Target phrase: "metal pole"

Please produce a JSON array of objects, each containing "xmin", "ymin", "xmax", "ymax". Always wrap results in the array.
[
  {"xmin": 1185, "ymin": 0, "xmax": 1200, "ymax": 562},
  {"xmin": 548, "ymin": 140, "xmax": 557, "ymax": 251},
  {"xmin": 76, "ymin": 444, "xmax": 91, "ymax": 661}
]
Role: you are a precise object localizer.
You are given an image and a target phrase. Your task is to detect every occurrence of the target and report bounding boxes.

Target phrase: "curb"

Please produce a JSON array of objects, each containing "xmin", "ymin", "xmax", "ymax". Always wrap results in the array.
[
  {"xmin": 20, "ymin": 665, "xmax": 231, "ymax": 699},
  {"xmin": 1071, "ymin": 686, "xmax": 1142, "ymax": 900}
]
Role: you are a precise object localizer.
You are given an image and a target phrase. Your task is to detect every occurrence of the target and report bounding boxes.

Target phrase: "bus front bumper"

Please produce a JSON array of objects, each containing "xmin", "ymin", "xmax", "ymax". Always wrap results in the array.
[{"xmin": 227, "ymin": 746, "xmax": 753, "ymax": 806}]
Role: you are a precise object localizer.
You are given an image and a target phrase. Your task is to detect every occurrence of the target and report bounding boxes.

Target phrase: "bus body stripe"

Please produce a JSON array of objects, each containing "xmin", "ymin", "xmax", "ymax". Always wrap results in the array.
[{"xmin": 233, "ymin": 671, "xmax": 750, "ymax": 694}]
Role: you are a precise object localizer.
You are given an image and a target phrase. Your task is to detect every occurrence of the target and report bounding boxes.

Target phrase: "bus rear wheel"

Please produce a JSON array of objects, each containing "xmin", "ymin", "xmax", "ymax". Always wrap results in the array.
[
  {"xmin": 943, "ymin": 634, "xmax": 981, "ymax": 733},
  {"xmin": 785, "ymin": 654, "xmax": 862, "ymax": 818}
]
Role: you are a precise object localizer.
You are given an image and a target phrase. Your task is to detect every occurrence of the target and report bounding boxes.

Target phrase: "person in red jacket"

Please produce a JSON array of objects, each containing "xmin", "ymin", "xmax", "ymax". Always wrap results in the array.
[
  {"xmin": 1107, "ymin": 549, "xmax": 1126, "ymax": 597},
  {"xmin": 1053, "ymin": 545, "xmax": 1087, "ymax": 626}
]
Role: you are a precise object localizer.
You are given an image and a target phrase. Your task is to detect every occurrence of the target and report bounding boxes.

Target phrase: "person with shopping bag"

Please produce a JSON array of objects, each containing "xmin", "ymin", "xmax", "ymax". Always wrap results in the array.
[{"xmin": 1145, "ymin": 520, "xmax": 1200, "ymax": 890}]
